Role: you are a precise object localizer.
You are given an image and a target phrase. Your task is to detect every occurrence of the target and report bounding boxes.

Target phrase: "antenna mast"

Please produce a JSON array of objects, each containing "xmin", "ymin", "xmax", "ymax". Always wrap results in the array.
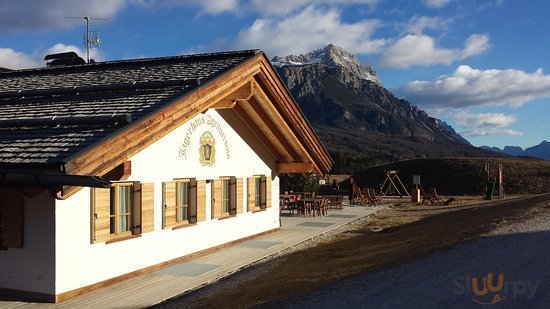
[{"xmin": 66, "ymin": 15, "xmax": 106, "ymax": 63}]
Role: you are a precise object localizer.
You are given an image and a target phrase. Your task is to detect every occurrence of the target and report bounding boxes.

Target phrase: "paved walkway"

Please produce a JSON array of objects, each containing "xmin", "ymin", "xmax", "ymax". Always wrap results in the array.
[{"xmin": 2, "ymin": 203, "xmax": 384, "ymax": 309}]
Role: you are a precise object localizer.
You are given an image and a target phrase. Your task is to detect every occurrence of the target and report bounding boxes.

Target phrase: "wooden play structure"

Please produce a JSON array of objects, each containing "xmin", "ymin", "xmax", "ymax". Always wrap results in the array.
[{"xmin": 380, "ymin": 170, "xmax": 410, "ymax": 198}]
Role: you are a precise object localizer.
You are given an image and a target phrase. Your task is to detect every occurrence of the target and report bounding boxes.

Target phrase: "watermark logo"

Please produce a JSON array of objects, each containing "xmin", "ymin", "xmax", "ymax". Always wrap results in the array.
[
  {"xmin": 454, "ymin": 272, "xmax": 539, "ymax": 305},
  {"xmin": 471, "ymin": 273, "xmax": 505, "ymax": 305}
]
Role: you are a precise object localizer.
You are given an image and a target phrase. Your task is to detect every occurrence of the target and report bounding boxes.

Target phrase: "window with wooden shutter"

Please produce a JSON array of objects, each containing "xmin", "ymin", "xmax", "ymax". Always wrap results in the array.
[
  {"xmin": 162, "ymin": 181, "xmax": 177, "ymax": 228},
  {"xmin": 196, "ymin": 180, "xmax": 206, "ymax": 222},
  {"xmin": 92, "ymin": 182, "xmax": 151, "ymax": 243},
  {"xmin": 0, "ymin": 193, "xmax": 24, "ymax": 248}
]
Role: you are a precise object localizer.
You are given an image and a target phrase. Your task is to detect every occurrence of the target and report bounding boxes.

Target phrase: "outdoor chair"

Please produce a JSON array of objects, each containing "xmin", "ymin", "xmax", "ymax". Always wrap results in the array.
[
  {"xmin": 420, "ymin": 187, "xmax": 434, "ymax": 205},
  {"xmin": 314, "ymin": 198, "xmax": 328, "ymax": 217},
  {"xmin": 368, "ymin": 187, "xmax": 382, "ymax": 205},
  {"xmin": 327, "ymin": 195, "xmax": 343, "ymax": 211},
  {"xmin": 430, "ymin": 187, "xmax": 446, "ymax": 205}
]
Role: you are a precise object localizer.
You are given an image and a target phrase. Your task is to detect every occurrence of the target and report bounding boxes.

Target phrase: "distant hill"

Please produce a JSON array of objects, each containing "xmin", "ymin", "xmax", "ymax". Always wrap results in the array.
[
  {"xmin": 272, "ymin": 44, "xmax": 500, "ymax": 173},
  {"xmin": 480, "ymin": 140, "xmax": 550, "ymax": 160},
  {"xmin": 351, "ymin": 157, "xmax": 550, "ymax": 196}
]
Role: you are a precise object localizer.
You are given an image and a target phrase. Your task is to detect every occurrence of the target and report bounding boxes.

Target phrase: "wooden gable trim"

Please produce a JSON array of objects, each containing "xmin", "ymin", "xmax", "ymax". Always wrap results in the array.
[
  {"xmin": 249, "ymin": 79, "xmax": 322, "ymax": 173},
  {"xmin": 236, "ymin": 96, "xmax": 295, "ymax": 162},
  {"xmin": 254, "ymin": 56, "xmax": 333, "ymax": 175},
  {"xmin": 231, "ymin": 105, "xmax": 289, "ymax": 161}
]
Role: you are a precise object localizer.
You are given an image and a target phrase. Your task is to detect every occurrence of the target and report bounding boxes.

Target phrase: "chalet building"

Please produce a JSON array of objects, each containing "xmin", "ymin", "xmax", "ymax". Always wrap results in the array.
[{"xmin": 0, "ymin": 50, "xmax": 332, "ymax": 302}]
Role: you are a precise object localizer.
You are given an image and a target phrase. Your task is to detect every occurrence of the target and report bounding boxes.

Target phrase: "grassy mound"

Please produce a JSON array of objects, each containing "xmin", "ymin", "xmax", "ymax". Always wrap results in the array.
[{"xmin": 352, "ymin": 157, "xmax": 550, "ymax": 196}]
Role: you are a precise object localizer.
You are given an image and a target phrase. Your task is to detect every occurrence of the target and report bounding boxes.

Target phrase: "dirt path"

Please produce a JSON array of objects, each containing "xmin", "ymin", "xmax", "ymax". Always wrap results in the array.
[{"xmin": 153, "ymin": 194, "xmax": 550, "ymax": 308}]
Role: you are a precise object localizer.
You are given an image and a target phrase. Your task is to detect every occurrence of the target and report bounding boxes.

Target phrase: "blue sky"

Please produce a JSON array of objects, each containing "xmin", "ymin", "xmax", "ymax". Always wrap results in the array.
[{"xmin": 1, "ymin": 0, "xmax": 549, "ymax": 149}]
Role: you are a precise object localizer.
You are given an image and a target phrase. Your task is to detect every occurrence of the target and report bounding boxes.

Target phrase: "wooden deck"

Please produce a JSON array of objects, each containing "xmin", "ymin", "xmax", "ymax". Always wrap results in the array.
[{"xmin": 1, "ymin": 202, "xmax": 385, "ymax": 309}]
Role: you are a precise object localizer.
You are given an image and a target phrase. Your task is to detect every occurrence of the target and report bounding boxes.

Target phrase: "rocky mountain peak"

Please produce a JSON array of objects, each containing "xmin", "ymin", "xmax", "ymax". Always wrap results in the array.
[{"xmin": 271, "ymin": 44, "xmax": 380, "ymax": 85}]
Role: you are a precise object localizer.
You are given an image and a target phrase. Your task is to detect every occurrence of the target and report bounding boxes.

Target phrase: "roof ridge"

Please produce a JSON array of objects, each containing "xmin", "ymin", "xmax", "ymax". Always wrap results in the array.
[{"xmin": 0, "ymin": 49, "xmax": 263, "ymax": 77}]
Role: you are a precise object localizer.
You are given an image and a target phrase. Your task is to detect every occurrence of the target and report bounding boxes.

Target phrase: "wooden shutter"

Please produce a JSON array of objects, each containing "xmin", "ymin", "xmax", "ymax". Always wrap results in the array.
[
  {"xmin": 247, "ymin": 177, "xmax": 255, "ymax": 212},
  {"xmin": 132, "ymin": 181, "xmax": 142, "ymax": 235},
  {"xmin": 0, "ymin": 193, "xmax": 24, "ymax": 248},
  {"xmin": 236, "ymin": 178, "xmax": 243, "ymax": 214},
  {"xmin": 196, "ymin": 180, "xmax": 206, "ymax": 222},
  {"xmin": 162, "ymin": 181, "xmax": 177, "ymax": 228},
  {"xmin": 141, "ymin": 183, "xmax": 155, "ymax": 233},
  {"xmin": 188, "ymin": 179, "xmax": 197, "ymax": 224},
  {"xmin": 212, "ymin": 179, "xmax": 222, "ymax": 219},
  {"xmin": 229, "ymin": 177, "xmax": 237, "ymax": 215},
  {"xmin": 92, "ymin": 187, "xmax": 111, "ymax": 243},
  {"xmin": 266, "ymin": 176, "xmax": 272, "ymax": 208}
]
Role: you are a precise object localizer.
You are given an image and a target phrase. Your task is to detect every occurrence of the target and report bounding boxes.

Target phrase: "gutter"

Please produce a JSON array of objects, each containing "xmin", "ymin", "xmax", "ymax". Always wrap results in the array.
[{"xmin": 0, "ymin": 171, "xmax": 111, "ymax": 189}]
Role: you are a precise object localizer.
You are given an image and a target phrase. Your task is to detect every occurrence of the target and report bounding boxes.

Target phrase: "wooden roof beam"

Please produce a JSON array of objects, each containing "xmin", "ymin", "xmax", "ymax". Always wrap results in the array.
[
  {"xmin": 210, "ymin": 81, "xmax": 252, "ymax": 110},
  {"xmin": 276, "ymin": 162, "xmax": 313, "ymax": 174},
  {"xmin": 235, "ymin": 101, "xmax": 295, "ymax": 162},
  {"xmin": 250, "ymin": 80, "xmax": 323, "ymax": 175}
]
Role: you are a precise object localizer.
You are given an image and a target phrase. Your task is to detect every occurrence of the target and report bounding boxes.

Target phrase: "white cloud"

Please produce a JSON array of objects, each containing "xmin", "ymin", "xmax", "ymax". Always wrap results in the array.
[
  {"xmin": 452, "ymin": 112, "xmax": 522, "ymax": 137},
  {"xmin": 0, "ymin": 0, "xmax": 127, "ymax": 32},
  {"xmin": 198, "ymin": 0, "xmax": 238, "ymax": 13},
  {"xmin": 422, "ymin": 0, "xmax": 451, "ymax": 9},
  {"xmin": 460, "ymin": 128, "xmax": 523, "ymax": 137},
  {"xmin": 398, "ymin": 65, "xmax": 550, "ymax": 108},
  {"xmin": 381, "ymin": 33, "xmax": 489, "ymax": 68},
  {"xmin": 454, "ymin": 112, "xmax": 516, "ymax": 128},
  {"xmin": 232, "ymin": 5, "xmax": 386, "ymax": 57},
  {"xmin": 0, "ymin": 48, "xmax": 41, "ymax": 69},
  {"xmin": 405, "ymin": 16, "xmax": 451, "ymax": 34},
  {"xmin": 248, "ymin": 0, "xmax": 379, "ymax": 16}
]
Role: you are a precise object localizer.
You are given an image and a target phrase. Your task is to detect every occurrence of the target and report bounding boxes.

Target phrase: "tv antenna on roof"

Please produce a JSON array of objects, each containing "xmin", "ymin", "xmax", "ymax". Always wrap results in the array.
[{"xmin": 66, "ymin": 16, "xmax": 107, "ymax": 63}]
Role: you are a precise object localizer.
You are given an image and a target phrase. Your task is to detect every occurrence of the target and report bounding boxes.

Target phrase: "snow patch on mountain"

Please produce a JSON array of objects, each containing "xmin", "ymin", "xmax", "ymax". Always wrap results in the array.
[{"xmin": 271, "ymin": 44, "xmax": 380, "ymax": 85}]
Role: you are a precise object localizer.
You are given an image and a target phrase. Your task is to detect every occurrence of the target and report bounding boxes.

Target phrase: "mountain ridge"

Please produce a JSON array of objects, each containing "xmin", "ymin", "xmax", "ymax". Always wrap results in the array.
[
  {"xmin": 480, "ymin": 141, "xmax": 550, "ymax": 160},
  {"xmin": 272, "ymin": 44, "xmax": 499, "ymax": 172}
]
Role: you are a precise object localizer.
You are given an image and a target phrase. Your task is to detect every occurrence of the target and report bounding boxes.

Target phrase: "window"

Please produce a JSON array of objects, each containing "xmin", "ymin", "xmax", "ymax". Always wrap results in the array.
[
  {"xmin": 221, "ymin": 178, "xmax": 231, "ymax": 214},
  {"xmin": 248, "ymin": 175, "xmax": 272, "ymax": 212},
  {"xmin": 176, "ymin": 181, "xmax": 190, "ymax": 223},
  {"xmin": 254, "ymin": 177, "xmax": 261, "ymax": 208},
  {"xmin": 110, "ymin": 183, "xmax": 133, "ymax": 236},
  {"xmin": 91, "ymin": 182, "xmax": 154, "ymax": 243},
  {"xmin": 212, "ymin": 177, "xmax": 243, "ymax": 219},
  {"xmin": 163, "ymin": 178, "xmax": 206, "ymax": 228}
]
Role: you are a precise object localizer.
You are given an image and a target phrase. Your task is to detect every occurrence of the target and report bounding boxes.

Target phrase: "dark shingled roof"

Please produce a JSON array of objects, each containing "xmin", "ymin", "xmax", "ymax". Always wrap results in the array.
[{"xmin": 0, "ymin": 50, "xmax": 261, "ymax": 168}]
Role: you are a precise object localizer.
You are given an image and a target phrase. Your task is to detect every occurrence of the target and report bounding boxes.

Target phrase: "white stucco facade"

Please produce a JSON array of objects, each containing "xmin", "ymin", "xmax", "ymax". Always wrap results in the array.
[{"xmin": 1, "ymin": 109, "xmax": 281, "ymax": 296}]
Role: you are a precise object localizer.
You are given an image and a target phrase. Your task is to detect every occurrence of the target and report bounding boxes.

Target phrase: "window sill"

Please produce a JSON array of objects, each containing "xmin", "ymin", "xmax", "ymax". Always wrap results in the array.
[
  {"xmin": 106, "ymin": 234, "xmax": 141, "ymax": 244},
  {"xmin": 217, "ymin": 214, "xmax": 236, "ymax": 220},
  {"xmin": 252, "ymin": 208, "xmax": 266, "ymax": 213},
  {"xmin": 172, "ymin": 223, "xmax": 197, "ymax": 230}
]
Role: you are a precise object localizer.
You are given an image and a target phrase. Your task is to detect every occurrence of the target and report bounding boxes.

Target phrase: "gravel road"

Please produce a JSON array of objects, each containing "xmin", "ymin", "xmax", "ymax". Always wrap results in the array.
[{"xmin": 274, "ymin": 208, "xmax": 550, "ymax": 308}]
